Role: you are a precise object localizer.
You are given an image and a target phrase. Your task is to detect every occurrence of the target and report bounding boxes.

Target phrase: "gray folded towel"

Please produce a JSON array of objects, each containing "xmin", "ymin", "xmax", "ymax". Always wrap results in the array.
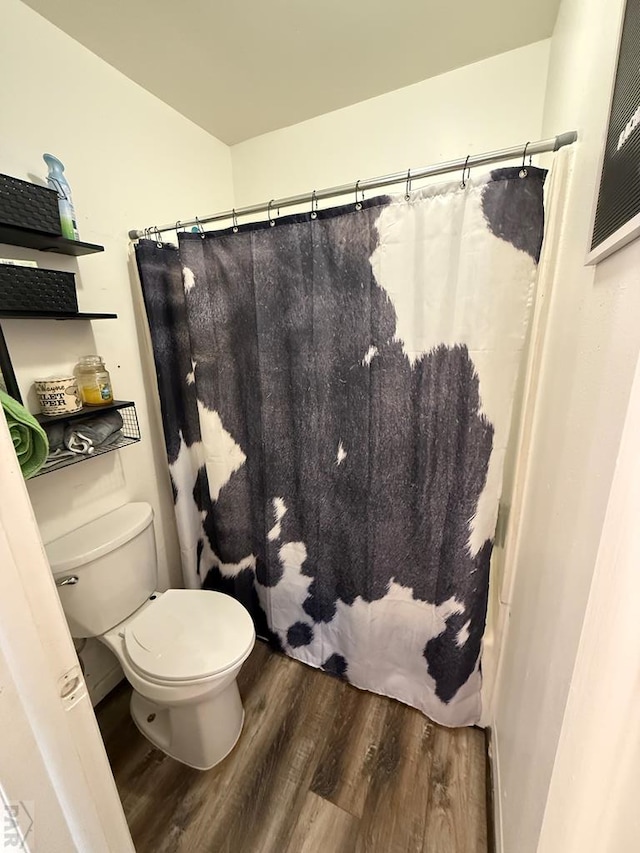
[
  {"xmin": 40, "ymin": 447, "xmax": 77, "ymax": 469},
  {"xmin": 41, "ymin": 428, "xmax": 124, "ymax": 470},
  {"xmin": 100, "ymin": 429, "xmax": 124, "ymax": 447},
  {"xmin": 43, "ymin": 421, "xmax": 65, "ymax": 452},
  {"xmin": 64, "ymin": 411, "xmax": 124, "ymax": 455}
]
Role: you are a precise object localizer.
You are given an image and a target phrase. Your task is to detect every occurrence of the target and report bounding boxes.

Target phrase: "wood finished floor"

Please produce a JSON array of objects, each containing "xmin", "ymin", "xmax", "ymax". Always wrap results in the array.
[{"xmin": 96, "ymin": 641, "xmax": 488, "ymax": 853}]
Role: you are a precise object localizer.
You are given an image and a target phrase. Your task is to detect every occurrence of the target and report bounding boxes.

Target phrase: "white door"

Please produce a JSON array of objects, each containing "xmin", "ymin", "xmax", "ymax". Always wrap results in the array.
[{"xmin": 0, "ymin": 413, "xmax": 134, "ymax": 852}]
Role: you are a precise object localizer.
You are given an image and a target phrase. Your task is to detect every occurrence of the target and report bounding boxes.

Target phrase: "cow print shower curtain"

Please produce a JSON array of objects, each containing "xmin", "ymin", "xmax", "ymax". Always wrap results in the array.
[{"xmin": 136, "ymin": 166, "xmax": 545, "ymax": 726}]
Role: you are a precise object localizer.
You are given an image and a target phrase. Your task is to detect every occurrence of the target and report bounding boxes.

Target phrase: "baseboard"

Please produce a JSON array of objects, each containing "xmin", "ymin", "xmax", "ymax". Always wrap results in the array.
[
  {"xmin": 479, "ymin": 627, "xmax": 496, "ymax": 728},
  {"xmin": 89, "ymin": 666, "xmax": 124, "ymax": 707},
  {"xmin": 485, "ymin": 725, "xmax": 503, "ymax": 853},
  {"xmin": 76, "ymin": 637, "xmax": 124, "ymax": 706}
]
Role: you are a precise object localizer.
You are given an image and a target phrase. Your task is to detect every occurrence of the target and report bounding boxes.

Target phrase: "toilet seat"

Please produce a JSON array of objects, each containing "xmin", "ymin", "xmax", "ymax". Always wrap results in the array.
[{"xmin": 124, "ymin": 589, "xmax": 255, "ymax": 684}]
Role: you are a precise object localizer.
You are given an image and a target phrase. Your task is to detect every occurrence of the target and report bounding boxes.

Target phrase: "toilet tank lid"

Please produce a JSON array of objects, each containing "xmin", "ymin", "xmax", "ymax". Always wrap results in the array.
[{"xmin": 45, "ymin": 502, "xmax": 154, "ymax": 574}]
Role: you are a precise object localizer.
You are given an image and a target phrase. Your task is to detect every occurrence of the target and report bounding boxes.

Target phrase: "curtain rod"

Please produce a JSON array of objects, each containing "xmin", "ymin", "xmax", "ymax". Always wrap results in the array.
[{"xmin": 129, "ymin": 131, "xmax": 577, "ymax": 240}]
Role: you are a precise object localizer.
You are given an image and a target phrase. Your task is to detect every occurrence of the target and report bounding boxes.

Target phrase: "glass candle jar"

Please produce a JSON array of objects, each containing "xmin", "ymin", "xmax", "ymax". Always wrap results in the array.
[{"xmin": 74, "ymin": 355, "xmax": 114, "ymax": 406}]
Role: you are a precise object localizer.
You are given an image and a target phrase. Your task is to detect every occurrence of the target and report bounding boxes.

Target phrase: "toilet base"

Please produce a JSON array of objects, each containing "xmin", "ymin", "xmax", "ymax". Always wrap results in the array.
[{"xmin": 129, "ymin": 679, "xmax": 245, "ymax": 771}]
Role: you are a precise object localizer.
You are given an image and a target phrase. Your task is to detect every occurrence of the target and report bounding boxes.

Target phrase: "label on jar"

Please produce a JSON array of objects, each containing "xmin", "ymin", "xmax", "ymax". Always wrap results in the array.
[
  {"xmin": 82, "ymin": 382, "xmax": 113, "ymax": 405},
  {"xmin": 34, "ymin": 377, "xmax": 82, "ymax": 416}
]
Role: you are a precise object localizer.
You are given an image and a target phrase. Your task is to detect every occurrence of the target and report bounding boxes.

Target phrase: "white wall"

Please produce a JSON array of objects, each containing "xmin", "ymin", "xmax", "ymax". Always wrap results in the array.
[
  {"xmin": 231, "ymin": 40, "xmax": 551, "ymax": 208},
  {"xmin": 0, "ymin": 0, "xmax": 234, "ymax": 595},
  {"xmin": 492, "ymin": 0, "xmax": 640, "ymax": 850}
]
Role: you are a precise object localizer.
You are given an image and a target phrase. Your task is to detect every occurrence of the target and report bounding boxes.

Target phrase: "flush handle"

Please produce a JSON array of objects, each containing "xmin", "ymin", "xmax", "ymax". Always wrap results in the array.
[{"xmin": 56, "ymin": 575, "xmax": 79, "ymax": 587}]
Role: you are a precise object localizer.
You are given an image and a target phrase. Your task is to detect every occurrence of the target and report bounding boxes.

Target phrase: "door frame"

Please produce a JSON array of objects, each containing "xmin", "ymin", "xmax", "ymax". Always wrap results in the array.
[{"xmin": 535, "ymin": 322, "xmax": 640, "ymax": 850}]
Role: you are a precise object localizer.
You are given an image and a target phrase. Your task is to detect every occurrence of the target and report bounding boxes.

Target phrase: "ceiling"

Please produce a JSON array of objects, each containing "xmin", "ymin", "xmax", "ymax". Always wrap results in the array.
[{"xmin": 23, "ymin": 0, "xmax": 561, "ymax": 145}]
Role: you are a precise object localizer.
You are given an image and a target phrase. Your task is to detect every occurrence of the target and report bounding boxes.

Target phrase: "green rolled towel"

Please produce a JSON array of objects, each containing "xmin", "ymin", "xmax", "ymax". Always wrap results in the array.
[{"xmin": 0, "ymin": 389, "xmax": 49, "ymax": 479}]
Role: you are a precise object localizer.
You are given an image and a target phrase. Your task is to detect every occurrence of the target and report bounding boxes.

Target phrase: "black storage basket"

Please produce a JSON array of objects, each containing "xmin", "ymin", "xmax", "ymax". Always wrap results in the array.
[
  {"xmin": 0, "ymin": 265, "xmax": 78, "ymax": 313},
  {"xmin": 0, "ymin": 173, "xmax": 62, "ymax": 236}
]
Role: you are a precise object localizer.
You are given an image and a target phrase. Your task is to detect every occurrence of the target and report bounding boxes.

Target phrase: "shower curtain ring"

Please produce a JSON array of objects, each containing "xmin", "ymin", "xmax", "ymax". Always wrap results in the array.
[
  {"xmin": 153, "ymin": 226, "xmax": 163, "ymax": 247},
  {"xmin": 195, "ymin": 216, "xmax": 206, "ymax": 238},
  {"xmin": 355, "ymin": 180, "xmax": 363, "ymax": 211},
  {"xmin": 404, "ymin": 169, "xmax": 412, "ymax": 201},
  {"xmin": 175, "ymin": 220, "xmax": 183, "ymax": 235},
  {"xmin": 311, "ymin": 190, "xmax": 318, "ymax": 219},
  {"xmin": 520, "ymin": 142, "xmax": 531, "ymax": 178},
  {"xmin": 268, "ymin": 199, "xmax": 276, "ymax": 227},
  {"xmin": 461, "ymin": 155, "xmax": 471, "ymax": 189},
  {"xmin": 232, "ymin": 209, "xmax": 239, "ymax": 233}
]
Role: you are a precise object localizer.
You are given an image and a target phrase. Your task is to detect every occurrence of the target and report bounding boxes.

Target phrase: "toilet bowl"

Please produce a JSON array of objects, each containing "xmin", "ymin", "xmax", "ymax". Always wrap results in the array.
[
  {"xmin": 103, "ymin": 588, "xmax": 255, "ymax": 769},
  {"xmin": 45, "ymin": 503, "xmax": 256, "ymax": 770}
]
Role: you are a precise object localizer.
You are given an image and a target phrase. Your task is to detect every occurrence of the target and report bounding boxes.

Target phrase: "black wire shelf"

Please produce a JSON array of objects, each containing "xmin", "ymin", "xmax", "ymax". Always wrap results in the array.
[
  {"xmin": 34, "ymin": 399, "xmax": 133, "ymax": 425},
  {"xmin": 32, "ymin": 402, "xmax": 141, "ymax": 477}
]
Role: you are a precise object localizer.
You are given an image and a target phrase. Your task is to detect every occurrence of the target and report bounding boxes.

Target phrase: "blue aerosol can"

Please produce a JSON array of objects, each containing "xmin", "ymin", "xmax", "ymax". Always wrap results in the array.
[{"xmin": 43, "ymin": 153, "xmax": 79, "ymax": 240}]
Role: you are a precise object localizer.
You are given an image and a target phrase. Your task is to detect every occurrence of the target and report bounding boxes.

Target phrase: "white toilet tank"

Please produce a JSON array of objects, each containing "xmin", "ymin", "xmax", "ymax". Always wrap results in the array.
[{"xmin": 45, "ymin": 502, "xmax": 158, "ymax": 639}]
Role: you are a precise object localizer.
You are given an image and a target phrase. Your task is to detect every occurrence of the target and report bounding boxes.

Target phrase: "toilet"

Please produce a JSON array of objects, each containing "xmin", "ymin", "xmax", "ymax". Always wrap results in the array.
[{"xmin": 45, "ymin": 501, "xmax": 255, "ymax": 771}]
